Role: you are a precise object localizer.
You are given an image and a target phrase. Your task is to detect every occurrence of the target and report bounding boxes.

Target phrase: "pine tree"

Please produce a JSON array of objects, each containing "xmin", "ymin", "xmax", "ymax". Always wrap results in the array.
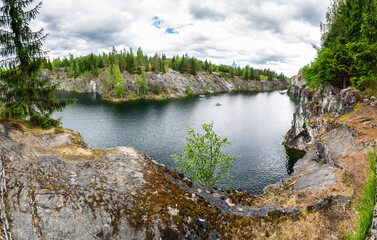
[
  {"xmin": 244, "ymin": 65, "xmax": 249, "ymax": 80},
  {"xmin": 0, "ymin": 0, "xmax": 75, "ymax": 128},
  {"xmin": 179, "ymin": 54, "xmax": 186, "ymax": 73},
  {"xmin": 161, "ymin": 54, "xmax": 166, "ymax": 74},
  {"xmin": 190, "ymin": 58, "xmax": 196, "ymax": 76}
]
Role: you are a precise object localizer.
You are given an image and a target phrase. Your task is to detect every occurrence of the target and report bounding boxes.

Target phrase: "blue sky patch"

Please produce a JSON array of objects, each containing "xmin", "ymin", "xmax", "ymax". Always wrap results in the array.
[
  {"xmin": 152, "ymin": 16, "xmax": 162, "ymax": 29},
  {"xmin": 165, "ymin": 28, "xmax": 179, "ymax": 34}
]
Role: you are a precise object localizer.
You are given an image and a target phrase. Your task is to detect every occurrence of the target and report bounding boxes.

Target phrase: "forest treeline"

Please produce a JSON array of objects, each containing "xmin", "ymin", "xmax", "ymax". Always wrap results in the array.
[
  {"xmin": 303, "ymin": 0, "xmax": 377, "ymax": 91},
  {"xmin": 41, "ymin": 47, "xmax": 288, "ymax": 82}
]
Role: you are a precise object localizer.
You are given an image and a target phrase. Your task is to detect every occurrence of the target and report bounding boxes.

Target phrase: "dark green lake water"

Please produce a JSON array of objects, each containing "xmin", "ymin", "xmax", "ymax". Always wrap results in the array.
[{"xmin": 54, "ymin": 91, "xmax": 299, "ymax": 194}]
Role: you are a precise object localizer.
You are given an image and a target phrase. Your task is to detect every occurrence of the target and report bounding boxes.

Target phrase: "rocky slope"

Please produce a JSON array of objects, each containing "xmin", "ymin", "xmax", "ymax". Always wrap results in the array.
[
  {"xmin": 41, "ymin": 69, "xmax": 287, "ymax": 101},
  {"xmin": 282, "ymin": 75, "xmax": 377, "ymax": 239},
  {"xmin": 284, "ymin": 76, "xmax": 362, "ymax": 151}
]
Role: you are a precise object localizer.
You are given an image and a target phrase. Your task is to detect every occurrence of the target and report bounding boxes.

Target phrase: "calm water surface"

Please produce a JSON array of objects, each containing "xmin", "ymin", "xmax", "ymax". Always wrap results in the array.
[{"xmin": 54, "ymin": 91, "xmax": 298, "ymax": 194}]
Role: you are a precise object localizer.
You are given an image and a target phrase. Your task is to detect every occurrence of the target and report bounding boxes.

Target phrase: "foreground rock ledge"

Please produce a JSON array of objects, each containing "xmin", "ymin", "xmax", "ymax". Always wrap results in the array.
[{"xmin": 0, "ymin": 119, "xmax": 303, "ymax": 240}]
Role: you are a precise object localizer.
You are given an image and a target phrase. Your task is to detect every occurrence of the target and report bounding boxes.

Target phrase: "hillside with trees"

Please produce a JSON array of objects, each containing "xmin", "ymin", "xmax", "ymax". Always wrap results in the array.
[
  {"xmin": 40, "ymin": 47, "xmax": 289, "ymax": 100},
  {"xmin": 42, "ymin": 47, "xmax": 287, "ymax": 83}
]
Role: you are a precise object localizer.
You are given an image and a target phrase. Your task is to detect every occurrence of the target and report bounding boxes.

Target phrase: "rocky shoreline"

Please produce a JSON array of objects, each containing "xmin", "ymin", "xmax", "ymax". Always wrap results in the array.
[{"xmin": 41, "ymin": 69, "xmax": 287, "ymax": 101}]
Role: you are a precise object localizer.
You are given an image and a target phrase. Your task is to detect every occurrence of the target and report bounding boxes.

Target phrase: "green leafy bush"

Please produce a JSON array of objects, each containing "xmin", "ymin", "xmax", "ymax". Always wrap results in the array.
[
  {"xmin": 185, "ymin": 85, "xmax": 193, "ymax": 96},
  {"xmin": 172, "ymin": 122, "xmax": 239, "ymax": 188}
]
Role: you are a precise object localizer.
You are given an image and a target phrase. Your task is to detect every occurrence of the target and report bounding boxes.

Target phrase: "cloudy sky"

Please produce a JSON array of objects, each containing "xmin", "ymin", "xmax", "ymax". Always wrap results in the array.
[{"xmin": 34, "ymin": 0, "xmax": 329, "ymax": 77}]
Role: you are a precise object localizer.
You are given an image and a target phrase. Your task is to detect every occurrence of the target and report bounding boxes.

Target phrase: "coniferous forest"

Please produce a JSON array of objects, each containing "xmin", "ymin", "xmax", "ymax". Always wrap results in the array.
[
  {"xmin": 41, "ymin": 47, "xmax": 288, "ymax": 82},
  {"xmin": 303, "ymin": 0, "xmax": 377, "ymax": 91}
]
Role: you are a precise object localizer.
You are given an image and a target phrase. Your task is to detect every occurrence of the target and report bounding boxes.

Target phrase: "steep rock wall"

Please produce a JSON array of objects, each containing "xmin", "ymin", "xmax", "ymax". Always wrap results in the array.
[
  {"xmin": 41, "ymin": 69, "xmax": 287, "ymax": 100},
  {"xmin": 284, "ymin": 78, "xmax": 362, "ymax": 151}
]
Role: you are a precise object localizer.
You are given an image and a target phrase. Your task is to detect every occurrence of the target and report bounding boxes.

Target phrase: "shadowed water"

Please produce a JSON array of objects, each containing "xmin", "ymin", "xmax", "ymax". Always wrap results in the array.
[{"xmin": 54, "ymin": 91, "xmax": 298, "ymax": 194}]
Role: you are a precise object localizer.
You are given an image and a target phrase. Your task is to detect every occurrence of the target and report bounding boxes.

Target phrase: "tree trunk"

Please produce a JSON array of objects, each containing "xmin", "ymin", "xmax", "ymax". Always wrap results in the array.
[{"xmin": 343, "ymin": 77, "xmax": 346, "ymax": 89}]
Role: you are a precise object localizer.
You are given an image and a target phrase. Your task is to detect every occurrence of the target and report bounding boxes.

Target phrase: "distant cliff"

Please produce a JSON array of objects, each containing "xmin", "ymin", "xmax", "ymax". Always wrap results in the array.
[{"xmin": 41, "ymin": 68, "xmax": 287, "ymax": 101}]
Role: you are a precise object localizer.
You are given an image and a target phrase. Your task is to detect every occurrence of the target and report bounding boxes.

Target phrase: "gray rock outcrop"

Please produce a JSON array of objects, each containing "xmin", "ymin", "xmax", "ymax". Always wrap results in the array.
[
  {"xmin": 284, "ymin": 80, "xmax": 361, "ymax": 151},
  {"xmin": 287, "ymin": 74, "xmax": 306, "ymax": 99},
  {"xmin": 42, "ymin": 69, "xmax": 287, "ymax": 99}
]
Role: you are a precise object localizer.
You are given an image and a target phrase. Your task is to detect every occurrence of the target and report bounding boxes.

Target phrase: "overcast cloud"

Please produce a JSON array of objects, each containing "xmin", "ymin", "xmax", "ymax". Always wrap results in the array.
[{"xmin": 33, "ymin": 0, "xmax": 330, "ymax": 76}]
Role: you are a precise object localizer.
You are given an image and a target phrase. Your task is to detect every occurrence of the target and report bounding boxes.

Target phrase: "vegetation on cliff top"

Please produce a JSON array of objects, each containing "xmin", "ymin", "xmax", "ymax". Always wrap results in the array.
[
  {"xmin": 0, "ymin": 0, "xmax": 74, "ymax": 128},
  {"xmin": 41, "ymin": 47, "xmax": 288, "ymax": 83},
  {"xmin": 303, "ymin": 0, "xmax": 377, "ymax": 91}
]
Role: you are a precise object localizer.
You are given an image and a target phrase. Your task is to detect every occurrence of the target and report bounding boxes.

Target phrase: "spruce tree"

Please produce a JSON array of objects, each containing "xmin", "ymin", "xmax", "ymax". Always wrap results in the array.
[
  {"xmin": 303, "ymin": 0, "xmax": 377, "ymax": 89},
  {"xmin": 0, "ymin": 0, "xmax": 75, "ymax": 128},
  {"xmin": 190, "ymin": 57, "xmax": 196, "ymax": 76},
  {"xmin": 244, "ymin": 65, "xmax": 249, "ymax": 80}
]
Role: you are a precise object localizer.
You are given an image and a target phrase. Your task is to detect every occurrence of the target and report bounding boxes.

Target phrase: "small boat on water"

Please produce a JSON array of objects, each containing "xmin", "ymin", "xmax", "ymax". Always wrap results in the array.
[
  {"xmin": 215, "ymin": 103, "xmax": 221, "ymax": 106},
  {"xmin": 199, "ymin": 95, "xmax": 206, "ymax": 98},
  {"xmin": 278, "ymin": 90, "xmax": 288, "ymax": 94}
]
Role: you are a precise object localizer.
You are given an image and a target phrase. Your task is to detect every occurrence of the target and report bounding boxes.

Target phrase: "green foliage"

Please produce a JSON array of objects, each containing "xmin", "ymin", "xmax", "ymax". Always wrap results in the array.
[
  {"xmin": 30, "ymin": 115, "xmax": 62, "ymax": 129},
  {"xmin": 172, "ymin": 122, "xmax": 239, "ymax": 188},
  {"xmin": 190, "ymin": 57, "xmax": 197, "ymax": 76},
  {"xmin": 346, "ymin": 151, "xmax": 376, "ymax": 239},
  {"xmin": 101, "ymin": 70, "xmax": 112, "ymax": 91},
  {"xmin": 54, "ymin": 126, "xmax": 64, "ymax": 134},
  {"xmin": 83, "ymin": 71, "xmax": 89, "ymax": 83},
  {"xmin": 210, "ymin": 79, "xmax": 214, "ymax": 89},
  {"xmin": 184, "ymin": 85, "xmax": 193, "ymax": 96},
  {"xmin": 303, "ymin": 0, "xmax": 377, "ymax": 90},
  {"xmin": 112, "ymin": 65, "xmax": 125, "ymax": 98},
  {"xmin": 244, "ymin": 65, "xmax": 249, "ymax": 80},
  {"xmin": 74, "ymin": 62, "xmax": 81, "ymax": 78},
  {"xmin": 135, "ymin": 73, "xmax": 149, "ymax": 94},
  {"xmin": 48, "ymin": 47, "xmax": 288, "ymax": 82},
  {"xmin": 219, "ymin": 72, "xmax": 228, "ymax": 78},
  {"xmin": 152, "ymin": 80, "xmax": 162, "ymax": 95},
  {"xmin": 0, "ymin": 0, "xmax": 75, "ymax": 128}
]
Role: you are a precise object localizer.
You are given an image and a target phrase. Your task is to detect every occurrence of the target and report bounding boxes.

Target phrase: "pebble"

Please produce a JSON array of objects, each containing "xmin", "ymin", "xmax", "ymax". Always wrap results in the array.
[{"xmin": 331, "ymin": 234, "xmax": 338, "ymax": 240}]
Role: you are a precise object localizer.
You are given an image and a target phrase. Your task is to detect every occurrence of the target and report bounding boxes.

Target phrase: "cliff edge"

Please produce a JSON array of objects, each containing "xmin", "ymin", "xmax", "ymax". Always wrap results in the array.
[{"xmin": 41, "ymin": 69, "xmax": 287, "ymax": 101}]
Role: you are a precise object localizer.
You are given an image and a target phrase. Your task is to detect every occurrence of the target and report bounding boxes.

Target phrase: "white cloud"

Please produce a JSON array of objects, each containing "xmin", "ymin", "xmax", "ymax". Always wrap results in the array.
[{"xmin": 35, "ymin": 0, "xmax": 330, "ymax": 76}]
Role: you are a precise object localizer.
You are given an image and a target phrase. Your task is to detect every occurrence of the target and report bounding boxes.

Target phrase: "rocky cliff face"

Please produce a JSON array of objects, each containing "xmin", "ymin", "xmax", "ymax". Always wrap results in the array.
[
  {"xmin": 287, "ymin": 74, "xmax": 306, "ymax": 100},
  {"xmin": 279, "ymin": 76, "xmax": 377, "ymax": 239},
  {"xmin": 284, "ymin": 77, "xmax": 362, "ymax": 151},
  {"xmin": 41, "ymin": 69, "xmax": 287, "ymax": 100}
]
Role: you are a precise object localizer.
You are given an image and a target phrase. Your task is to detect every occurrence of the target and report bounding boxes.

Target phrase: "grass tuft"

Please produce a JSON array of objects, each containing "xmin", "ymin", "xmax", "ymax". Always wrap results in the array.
[{"xmin": 347, "ymin": 151, "xmax": 376, "ymax": 239}]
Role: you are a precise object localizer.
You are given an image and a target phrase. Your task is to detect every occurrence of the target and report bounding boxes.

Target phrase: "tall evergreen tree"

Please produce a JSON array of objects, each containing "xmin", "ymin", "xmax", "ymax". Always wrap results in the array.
[
  {"xmin": 0, "ymin": 0, "xmax": 75, "ymax": 128},
  {"xmin": 244, "ymin": 65, "xmax": 249, "ymax": 80},
  {"xmin": 161, "ymin": 54, "xmax": 166, "ymax": 74},
  {"xmin": 190, "ymin": 57, "xmax": 196, "ymax": 76}
]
